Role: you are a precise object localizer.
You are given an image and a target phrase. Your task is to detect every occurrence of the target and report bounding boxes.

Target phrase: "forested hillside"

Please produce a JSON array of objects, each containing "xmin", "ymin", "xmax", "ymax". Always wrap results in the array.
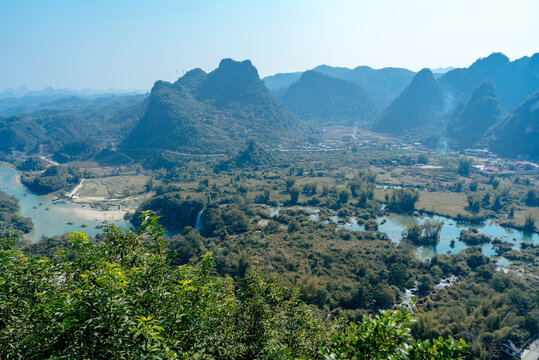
[
  {"xmin": 281, "ymin": 70, "xmax": 377, "ymax": 125},
  {"xmin": 122, "ymin": 59, "xmax": 304, "ymax": 156},
  {"xmin": 446, "ymin": 80, "xmax": 502, "ymax": 148},
  {"xmin": 373, "ymin": 69, "xmax": 449, "ymax": 134},
  {"xmin": 0, "ymin": 94, "xmax": 147, "ymax": 156},
  {"xmin": 487, "ymin": 90, "xmax": 539, "ymax": 159}
]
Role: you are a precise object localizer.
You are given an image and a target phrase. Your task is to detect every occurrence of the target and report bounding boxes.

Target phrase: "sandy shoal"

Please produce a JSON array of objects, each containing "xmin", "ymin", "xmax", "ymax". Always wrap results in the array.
[{"xmin": 56, "ymin": 207, "xmax": 127, "ymax": 221}]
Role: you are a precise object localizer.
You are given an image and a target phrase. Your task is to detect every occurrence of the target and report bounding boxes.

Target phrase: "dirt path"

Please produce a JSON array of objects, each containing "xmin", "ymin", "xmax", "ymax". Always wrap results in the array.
[{"xmin": 67, "ymin": 179, "xmax": 86, "ymax": 198}]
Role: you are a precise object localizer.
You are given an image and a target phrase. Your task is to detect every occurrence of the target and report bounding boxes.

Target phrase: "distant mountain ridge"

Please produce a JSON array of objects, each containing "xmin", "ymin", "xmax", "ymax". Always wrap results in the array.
[
  {"xmin": 370, "ymin": 52, "xmax": 538, "ymax": 154},
  {"xmin": 0, "ymin": 94, "xmax": 147, "ymax": 154},
  {"xmin": 281, "ymin": 70, "xmax": 377, "ymax": 126},
  {"xmin": 430, "ymin": 66, "xmax": 455, "ymax": 74},
  {"xmin": 122, "ymin": 59, "xmax": 303, "ymax": 155},
  {"xmin": 264, "ymin": 65, "xmax": 415, "ymax": 110},
  {"xmin": 0, "ymin": 86, "xmax": 147, "ymax": 100},
  {"xmin": 263, "ymin": 72, "xmax": 302, "ymax": 91},
  {"xmin": 439, "ymin": 52, "xmax": 539, "ymax": 110}
]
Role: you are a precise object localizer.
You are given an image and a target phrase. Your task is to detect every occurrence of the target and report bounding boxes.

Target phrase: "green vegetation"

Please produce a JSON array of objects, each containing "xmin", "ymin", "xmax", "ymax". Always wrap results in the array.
[
  {"xmin": 412, "ymin": 249, "xmax": 539, "ymax": 359},
  {"xmin": 487, "ymin": 90, "xmax": 539, "ymax": 159},
  {"xmin": 1, "ymin": 53, "xmax": 538, "ymax": 360},
  {"xmin": 0, "ymin": 94, "xmax": 146, "ymax": 156},
  {"xmin": 0, "ymin": 190, "xmax": 32, "ymax": 238},
  {"xmin": 55, "ymin": 138, "xmax": 99, "ymax": 162},
  {"xmin": 0, "ymin": 116, "xmax": 46, "ymax": 152},
  {"xmin": 403, "ymin": 219, "xmax": 444, "ymax": 245},
  {"xmin": 16, "ymin": 156, "xmax": 48, "ymax": 171},
  {"xmin": 265, "ymin": 64, "xmax": 415, "ymax": 111},
  {"xmin": 373, "ymin": 69, "xmax": 447, "ymax": 135},
  {"xmin": 386, "ymin": 188, "xmax": 420, "ymax": 214},
  {"xmin": 322, "ymin": 309, "xmax": 468, "ymax": 360},
  {"xmin": 131, "ymin": 190, "xmax": 204, "ymax": 230},
  {"xmin": 458, "ymin": 158, "xmax": 473, "ymax": 176},
  {"xmin": 121, "ymin": 59, "xmax": 304, "ymax": 156},
  {"xmin": 524, "ymin": 212, "xmax": 536, "ymax": 232},
  {"xmin": 281, "ymin": 70, "xmax": 377, "ymax": 125},
  {"xmin": 218, "ymin": 140, "xmax": 275, "ymax": 170},
  {"xmin": 0, "ymin": 216, "xmax": 468, "ymax": 359},
  {"xmin": 438, "ymin": 52, "xmax": 539, "ymax": 111},
  {"xmin": 458, "ymin": 228, "xmax": 491, "ymax": 245},
  {"xmin": 446, "ymin": 80, "xmax": 502, "ymax": 149},
  {"xmin": 21, "ymin": 165, "xmax": 82, "ymax": 194}
]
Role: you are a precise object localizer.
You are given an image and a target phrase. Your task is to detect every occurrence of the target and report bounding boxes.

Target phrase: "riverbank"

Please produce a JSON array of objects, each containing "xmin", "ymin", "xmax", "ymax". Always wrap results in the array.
[{"xmin": 0, "ymin": 163, "xmax": 130, "ymax": 242}]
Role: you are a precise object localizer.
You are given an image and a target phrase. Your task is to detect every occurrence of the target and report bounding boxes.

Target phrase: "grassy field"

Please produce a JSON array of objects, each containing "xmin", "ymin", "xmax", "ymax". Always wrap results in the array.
[
  {"xmin": 416, "ymin": 191, "xmax": 472, "ymax": 217},
  {"xmin": 75, "ymin": 175, "xmax": 149, "ymax": 200}
]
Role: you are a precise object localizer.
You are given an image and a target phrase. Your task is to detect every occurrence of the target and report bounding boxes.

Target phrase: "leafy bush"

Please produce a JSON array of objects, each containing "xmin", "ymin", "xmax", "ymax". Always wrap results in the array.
[
  {"xmin": 386, "ymin": 189, "xmax": 420, "ymax": 214},
  {"xmin": 0, "ymin": 215, "xmax": 468, "ymax": 359}
]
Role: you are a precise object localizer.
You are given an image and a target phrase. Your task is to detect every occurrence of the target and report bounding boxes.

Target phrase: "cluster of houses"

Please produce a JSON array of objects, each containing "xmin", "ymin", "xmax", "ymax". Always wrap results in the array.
[{"xmin": 465, "ymin": 148, "xmax": 539, "ymax": 176}]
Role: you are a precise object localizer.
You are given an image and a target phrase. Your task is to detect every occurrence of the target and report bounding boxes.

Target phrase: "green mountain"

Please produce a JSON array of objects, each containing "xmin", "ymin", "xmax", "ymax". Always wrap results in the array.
[
  {"xmin": 222, "ymin": 140, "xmax": 275, "ymax": 169},
  {"xmin": 312, "ymin": 65, "xmax": 416, "ymax": 110},
  {"xmin": 446, "ymin": 80, "xmax": 502, "ymax": 148},
  {"xmin": 264, "ymin": 66, "xmax": 415, "ymax": 110},
  {"xmin": 122, "ymin": 59, "xmax": 302, "ymax": 155},
  {"xmin": 0, "ymin": 94, "xmax": 147, "ymax": 155},
  {"xmin": 372, "ymin": 69, "xmax": 449, "ymax": 134},
  {"xmin": 281, "ymin": 70, "xmax": 377, "ymax": 125},
  {"xmin": 486, "ymin": 90, "xmax": 539, "ymax": 159},
  {"xmin": 0, "ymin": 116, "xmax": 46, "ymax": 153},
  {"xmin": 439, "ymin": 52, "xmax": 539, "ymax": 110}
]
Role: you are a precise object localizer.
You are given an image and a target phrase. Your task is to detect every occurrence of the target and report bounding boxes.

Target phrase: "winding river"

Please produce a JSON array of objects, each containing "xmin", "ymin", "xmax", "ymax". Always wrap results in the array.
[
  {"xmin": 0, "ymin": 163, "xmax": 129, "ymax": 242},
  {"xmin": 272, "ymin": 206, "xmax": 538, "ymax": 260}
]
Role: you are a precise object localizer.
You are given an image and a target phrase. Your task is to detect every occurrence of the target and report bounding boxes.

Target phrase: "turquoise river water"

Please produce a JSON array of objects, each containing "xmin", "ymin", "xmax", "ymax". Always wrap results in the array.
[
  {"xmin": 272, "ymin": 205, "xmax": 538, "ymax": 261},
  {"xmin": 0, "ymin": 163, "xmax": 129, "ymax": 242}
]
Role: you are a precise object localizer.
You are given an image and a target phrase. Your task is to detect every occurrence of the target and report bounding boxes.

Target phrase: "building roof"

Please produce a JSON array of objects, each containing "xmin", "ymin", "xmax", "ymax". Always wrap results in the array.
[{"xmin": 502, "ymin": 340, "xmax": 522, "ymax": 354}]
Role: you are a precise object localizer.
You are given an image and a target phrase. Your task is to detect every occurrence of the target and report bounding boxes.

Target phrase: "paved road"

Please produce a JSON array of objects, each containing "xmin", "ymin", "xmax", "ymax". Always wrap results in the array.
[{"xmin": 521, "ymin": 341, "xmax": 539, "ymax": 360}]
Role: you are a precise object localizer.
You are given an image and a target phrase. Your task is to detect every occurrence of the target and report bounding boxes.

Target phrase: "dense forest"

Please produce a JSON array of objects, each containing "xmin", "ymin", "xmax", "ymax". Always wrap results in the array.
[
  {"xmin": 0, "ymin": 190, "xmax": 32, "ymax": 238},
  {"xmin": 1, "ymin": 215, "xmax": 468, "ymax": 359}
]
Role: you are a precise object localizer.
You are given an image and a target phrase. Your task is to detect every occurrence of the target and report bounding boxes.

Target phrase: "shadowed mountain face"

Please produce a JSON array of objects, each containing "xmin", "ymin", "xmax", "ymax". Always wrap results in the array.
[
  {"xmin": 446, "ymin": 80, "xmax": 502, "ymax": 148},
  {"xmin": 122, "ymin": 59, "xmax": 303, "ymax": 155},
  {"xmin": 281, "ymin": 70, "xmax": 377, "ymax": 126},
  {"xmin": 372, "ymin": 69, "xmax": 449, "ymax": 134},
  {"xmin": 439, "ymin": 52, "xmax": 539, "ymax": 110},
  {"xmin": 486, "ymin": 90, "xmax": 539, "ymax": 159}
]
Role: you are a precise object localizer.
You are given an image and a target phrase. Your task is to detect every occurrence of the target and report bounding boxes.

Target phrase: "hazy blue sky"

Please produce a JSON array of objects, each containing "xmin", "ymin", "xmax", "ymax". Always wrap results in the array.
[{"xmin": 1, "ymin": 0, "xmax": 538, "ymax": 90}]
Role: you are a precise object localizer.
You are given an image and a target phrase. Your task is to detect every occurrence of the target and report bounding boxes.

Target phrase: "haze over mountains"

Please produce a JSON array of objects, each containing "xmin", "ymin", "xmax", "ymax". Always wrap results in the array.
[
  {"xmin": 439, "ymin": 52, "xmax": 539, "ymax": 110},
  {"xmin": 370, "ymin": 52, "xmax": 538, "ymax": 157},
  {"xmin": 1, "ymin": 52, "xmax": 537, "ymax": 160},
  {"xmin": 373, "ymin": 68, "xmax": 449, "ymax": 134},
  {"xmin": 281, "ymin": 70, "xmax": 377, "ymax": 126},
  {"xmin": 265, "ymin": 65, "xmax": 415, "ymax": 111}
]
